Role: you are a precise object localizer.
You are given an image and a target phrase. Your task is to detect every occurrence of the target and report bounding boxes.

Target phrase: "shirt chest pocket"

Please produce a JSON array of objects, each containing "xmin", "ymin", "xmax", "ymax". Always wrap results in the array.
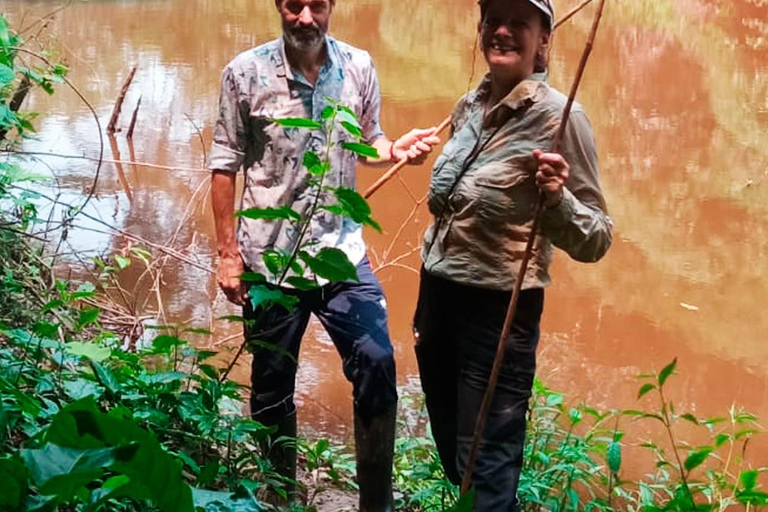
[{"xmin": 472, "ymin": 158, "xmax": 539, "ymax": 224}]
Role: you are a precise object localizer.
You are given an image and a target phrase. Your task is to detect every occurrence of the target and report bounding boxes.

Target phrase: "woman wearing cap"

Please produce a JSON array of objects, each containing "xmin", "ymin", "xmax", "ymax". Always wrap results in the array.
[{"xmin": 413, "ymin": 0, "xmax": 612, "ymax": 509}]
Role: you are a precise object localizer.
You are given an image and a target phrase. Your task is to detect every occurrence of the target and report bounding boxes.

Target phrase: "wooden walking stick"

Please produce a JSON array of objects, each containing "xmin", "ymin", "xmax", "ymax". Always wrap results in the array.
[
  {"xmin": 460, "ymin": 0, "xmax": 609, "ymax": 496},
  {"xmin": 362, "ymin": 0, "xmax": 596, "ymax": 200}
]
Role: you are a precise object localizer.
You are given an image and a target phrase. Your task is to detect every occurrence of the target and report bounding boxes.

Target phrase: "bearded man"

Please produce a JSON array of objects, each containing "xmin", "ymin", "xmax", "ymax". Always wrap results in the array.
[{"xmin": 209, "ymin": 1, "xmax": 439, "ymax": 510}]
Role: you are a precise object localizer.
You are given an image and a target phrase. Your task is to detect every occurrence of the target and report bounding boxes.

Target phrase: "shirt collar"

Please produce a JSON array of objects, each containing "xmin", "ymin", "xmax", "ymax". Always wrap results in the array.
[
  {"xmin": 274, "ymin": 35, "xmax": 342, "ymax": 84},
  {"xmin": 473, "ymin": 72, "xmax": 549, "ymax": 127}
]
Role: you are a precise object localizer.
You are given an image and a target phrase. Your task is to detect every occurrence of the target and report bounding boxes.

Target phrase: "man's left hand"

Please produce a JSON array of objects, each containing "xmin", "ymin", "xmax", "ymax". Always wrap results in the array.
[
  {"xmin": 392, "ymin": 128, "xmax": 441, "ymax": 165},
  {"xmin": 533, "ymin": 149, "xmax": 570, "ymax": 207}
]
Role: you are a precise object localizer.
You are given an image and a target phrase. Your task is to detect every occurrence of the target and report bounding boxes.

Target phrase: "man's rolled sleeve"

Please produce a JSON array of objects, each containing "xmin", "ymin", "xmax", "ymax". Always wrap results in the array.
[
  {"xmin": 359, "ymin": 57, "xmax": 385, "ymax": 145},
  {"xmin": 209, "ymin": 65, "xmax": 247, "ymax": 173}
]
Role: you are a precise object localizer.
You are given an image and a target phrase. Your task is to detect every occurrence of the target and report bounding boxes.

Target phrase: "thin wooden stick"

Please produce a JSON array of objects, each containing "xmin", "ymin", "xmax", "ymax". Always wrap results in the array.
[
  {"xmin": 363, "ymin": 116, "xmax": 452, "ymax": 199},
  {"xmin": 460, "ymin": 0, "xmax": 608, "ymax": 495},
  {"xmin": 107, "ymin": 66, "xmax": 137, "ymax": 134},
  {"xmin": 362, "ymin": 0, "xmax": 595, "ymax": 200},
  {"xmin": 126, "ymin": 95, "xmax": 142, "ymax": 139},
  {"xmin": 555, "ymin": 0, "xmax": 595, "ymax": 29}
]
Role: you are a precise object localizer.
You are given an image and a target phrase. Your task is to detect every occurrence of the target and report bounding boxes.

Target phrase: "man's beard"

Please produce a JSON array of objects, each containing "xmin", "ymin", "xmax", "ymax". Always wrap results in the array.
[{"xmin": 283, "ymin": 25, "xmax": 325, "ymax": 52}]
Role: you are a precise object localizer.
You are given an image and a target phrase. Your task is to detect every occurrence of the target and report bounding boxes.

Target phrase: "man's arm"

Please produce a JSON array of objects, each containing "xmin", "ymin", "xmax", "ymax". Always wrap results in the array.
[
  {"xmin": 211, "ymin": 170, "xmax": 248, "ymax": 305},
  {"xmin": 209, "ymin": 62, "xmax": 250, "ymax": 306}
]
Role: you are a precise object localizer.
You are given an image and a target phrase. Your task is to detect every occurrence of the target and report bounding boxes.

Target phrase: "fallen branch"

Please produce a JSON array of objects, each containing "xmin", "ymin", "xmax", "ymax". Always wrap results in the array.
[
  {"xmin": 126, "ymin": 95, "xmax": 142, "ymax": 139},
  {"xmin": 107, "ymin": 66, "xmax": 137, "ymax": 135}
]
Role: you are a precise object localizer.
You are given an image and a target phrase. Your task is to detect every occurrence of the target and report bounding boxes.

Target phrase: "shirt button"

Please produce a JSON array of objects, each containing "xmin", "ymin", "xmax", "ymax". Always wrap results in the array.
[{"xmin": 290, "ymin": 90, "xmax": 299, "ymax": 98}]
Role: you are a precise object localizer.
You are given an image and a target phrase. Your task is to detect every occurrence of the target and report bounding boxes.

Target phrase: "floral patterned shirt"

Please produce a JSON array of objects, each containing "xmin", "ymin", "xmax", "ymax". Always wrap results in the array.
[{"xmin": 209, "ymin": 36, "xmax": 384, "ymax": 279}]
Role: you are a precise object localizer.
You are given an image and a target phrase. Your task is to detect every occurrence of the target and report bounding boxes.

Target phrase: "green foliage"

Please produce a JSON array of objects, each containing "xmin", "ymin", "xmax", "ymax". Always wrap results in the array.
[{"xmin": 240, "ymin": 102, "xmax": 380, "ymax": 295}]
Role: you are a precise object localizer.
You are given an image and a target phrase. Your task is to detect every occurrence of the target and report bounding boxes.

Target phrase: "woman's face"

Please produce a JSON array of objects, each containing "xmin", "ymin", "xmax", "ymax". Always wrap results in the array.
[{"xmin": 479, "ymin": 0, "xmax": 549, "ymax": 86}]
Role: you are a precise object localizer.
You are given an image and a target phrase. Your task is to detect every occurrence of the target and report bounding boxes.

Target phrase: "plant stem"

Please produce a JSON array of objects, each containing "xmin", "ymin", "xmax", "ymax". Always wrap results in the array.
[{"xmin": 658, "ymin": 384, "xmax": 695, "ymax": 506}]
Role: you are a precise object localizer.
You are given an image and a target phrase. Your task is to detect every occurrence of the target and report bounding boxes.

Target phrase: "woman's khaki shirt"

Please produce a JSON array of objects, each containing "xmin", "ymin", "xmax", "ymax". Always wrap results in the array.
[{"xmin": 421, "ymin": 75, "xmax": 613, "ymax": 291}]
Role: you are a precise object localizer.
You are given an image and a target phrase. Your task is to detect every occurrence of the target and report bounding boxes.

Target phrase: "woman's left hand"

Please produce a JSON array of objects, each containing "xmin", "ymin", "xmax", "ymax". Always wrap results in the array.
[{"xmin": 533, "ymin": 149, "xmax": 570, "ymax": 207}]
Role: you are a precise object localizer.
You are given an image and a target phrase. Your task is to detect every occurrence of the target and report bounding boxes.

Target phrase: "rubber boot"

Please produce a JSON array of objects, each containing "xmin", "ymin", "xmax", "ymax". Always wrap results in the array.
[
  {"xmin": 261, "ymin": 410, "xmax": 297, "ymax": 505},
  {"xmin": 354, "ymin": 407, "xmax": 396, "ymax": 512}
]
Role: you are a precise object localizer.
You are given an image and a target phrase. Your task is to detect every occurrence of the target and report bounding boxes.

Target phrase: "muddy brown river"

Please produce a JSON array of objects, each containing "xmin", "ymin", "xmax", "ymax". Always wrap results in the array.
[{"xmin": 4, "ymin": 0, "xmax": 768, "ymax": 450}]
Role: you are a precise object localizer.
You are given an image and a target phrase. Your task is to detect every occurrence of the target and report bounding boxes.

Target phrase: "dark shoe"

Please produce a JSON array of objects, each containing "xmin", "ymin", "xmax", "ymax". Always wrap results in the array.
[{"xmin": 354, "ymin": 406, "xmax": 396, "ymax": 512}]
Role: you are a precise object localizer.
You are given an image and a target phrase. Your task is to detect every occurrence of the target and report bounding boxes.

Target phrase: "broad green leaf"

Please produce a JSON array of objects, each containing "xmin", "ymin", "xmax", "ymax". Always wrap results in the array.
[
  {"xmin": 300, "ymin": 248, "xmax": 359, "ymax": 283},
  {"xmin": 445, "ymin": 490, "xmax": 474, "ymax": 512},
  {"xmin": 63, "ymin": 378, "xmax": 104, "ymax": 401},
  {"xmin": 303, "ymin": 151, "xmax": 326, "ymax": 176},
  {"xmin": 341, "ymin": 121, "xmax": 363, "ymax": 138},
  {"xmin": 741, "ymin": 470, "xmax": 759, "ymax": 491},
  {"xmin": 321, "ymin": 105, "xmax": 335, "ymax": 119},
  {"xmin": 272, "ymin": 117, "xmax": 323, "ymax": 130},
  {"xmin": 45, "ymin": 398, "xmax": 195, "ymax": 512},
  {"xmin": 237, "ymin": 206, "xmax": 301, "ymax": 222},
  {"xmin": 240, "ymin": 272, "xmax": 267, "ymax": 283},
  {"xmin": 332, "ymin": 187, "xmax": 382, "ymax": 232},
  {"xmin": 737, "ymin": 490, "xmax": 768, "ymax": 506},
  {"xmin": 0, "ymin": 63, "xmax": 14, "ymax": 86},
  {"xmin": 658, "ymin": 358, "xmax": 677, "ymax": 386},
  {"xmin": 607, "ymin": 441, "xmax": 622, "ymax": 473},
  {"xmin": 341, "ymin": 141, "xmax": 379, "ymax": 159},
  {"xmin": 0, "ymin": 456, "xmax": 28, "ymax": 508},
  {"xmin": 114, "ymin": 254, "xmax": 132, "ymax": 270},
  {"xmin": 90, "ymin": 360, "xmax": 121, "ymax": 396},
  {"xmin": 152, "ymin": 334, "xmax": 184, "ymax": 354},
  {"xmin": 21, "ymin": 444, "xmax": 128, "ymax": 498},
  {"xmin": 714, "ymin": 433, "xmax": 730, "ymax": 447},
  {"xmin": 0, "ymin": 17, "xmax": 9, "ymax": 47},
  {"xmin": 285, "ymin": 276, "xmax": 320, "ymax": 291},
  {"xmin": 41, "ymin": 298, "xmax": 64, "ymax": 313},
  {"xmin": 65, "ymin": 342, "xmax": 111, "ymax": 362},
  {"xmin": 336, "ymin": 108, "xmax": 361, "ymax": 130},
  {"xmin": 140, "ymin": 372, "xmax": 188, "ymax": 385},
  {"xmin": 197, "ymin": 459, "xmax": 220, "ymax": 486},
  {"xmin": 77, "ymin": 308, "xmax": 100, "ymax": 328},
  {"xmin": 684, "ymin": 447, "xmax": 713, "ymax": 472},
  {"xmin": 637, "ymin": 383, "xmax": 656, "ymax": 399},
  {"xmin": 249, "ymin": 284, "xmax": 299, "ymax": 311}
]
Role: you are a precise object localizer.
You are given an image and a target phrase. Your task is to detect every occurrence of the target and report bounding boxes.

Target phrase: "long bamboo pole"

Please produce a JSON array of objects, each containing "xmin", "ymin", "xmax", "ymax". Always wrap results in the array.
[
  {"xmin": 459, "ymin": 0, "xmax": 609, "ymax": 496},
  {"xmin": 362, "ymin": 0, "xmax": 595, "ymax": 200}
]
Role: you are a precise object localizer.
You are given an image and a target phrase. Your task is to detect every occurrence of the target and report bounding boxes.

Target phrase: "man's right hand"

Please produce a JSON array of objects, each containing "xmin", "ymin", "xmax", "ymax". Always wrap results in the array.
[{"xmin": 217, "ymin": 252, "xmax": 248, "ymax": 306}]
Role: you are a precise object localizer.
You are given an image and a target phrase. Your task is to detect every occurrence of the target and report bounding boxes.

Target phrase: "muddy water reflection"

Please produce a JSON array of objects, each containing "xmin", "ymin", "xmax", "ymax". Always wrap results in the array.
[{"xmin": 4, "ymin": 0, "xmax": 768, "ymax": 443}]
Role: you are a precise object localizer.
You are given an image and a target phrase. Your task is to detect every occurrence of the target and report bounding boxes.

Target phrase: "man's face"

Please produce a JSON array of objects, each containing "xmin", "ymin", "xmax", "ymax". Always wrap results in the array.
[
  {"xmin": 277, "ymin": 0, "xmax": 333, "ymax": 52},
  {"xmin": 479, "ymin": 0, "xmax": 549, "ymax": 83}
]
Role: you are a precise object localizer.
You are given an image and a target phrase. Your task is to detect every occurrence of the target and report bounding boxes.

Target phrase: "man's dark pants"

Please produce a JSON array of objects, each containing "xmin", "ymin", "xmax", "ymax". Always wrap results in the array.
[
  {"xmin": 244, "ymin": 257, "xmax": 397, "ymax": 509},
  {"xmin": 414, "ymin": 269, "xmax": 543, "ymax": 512}
]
